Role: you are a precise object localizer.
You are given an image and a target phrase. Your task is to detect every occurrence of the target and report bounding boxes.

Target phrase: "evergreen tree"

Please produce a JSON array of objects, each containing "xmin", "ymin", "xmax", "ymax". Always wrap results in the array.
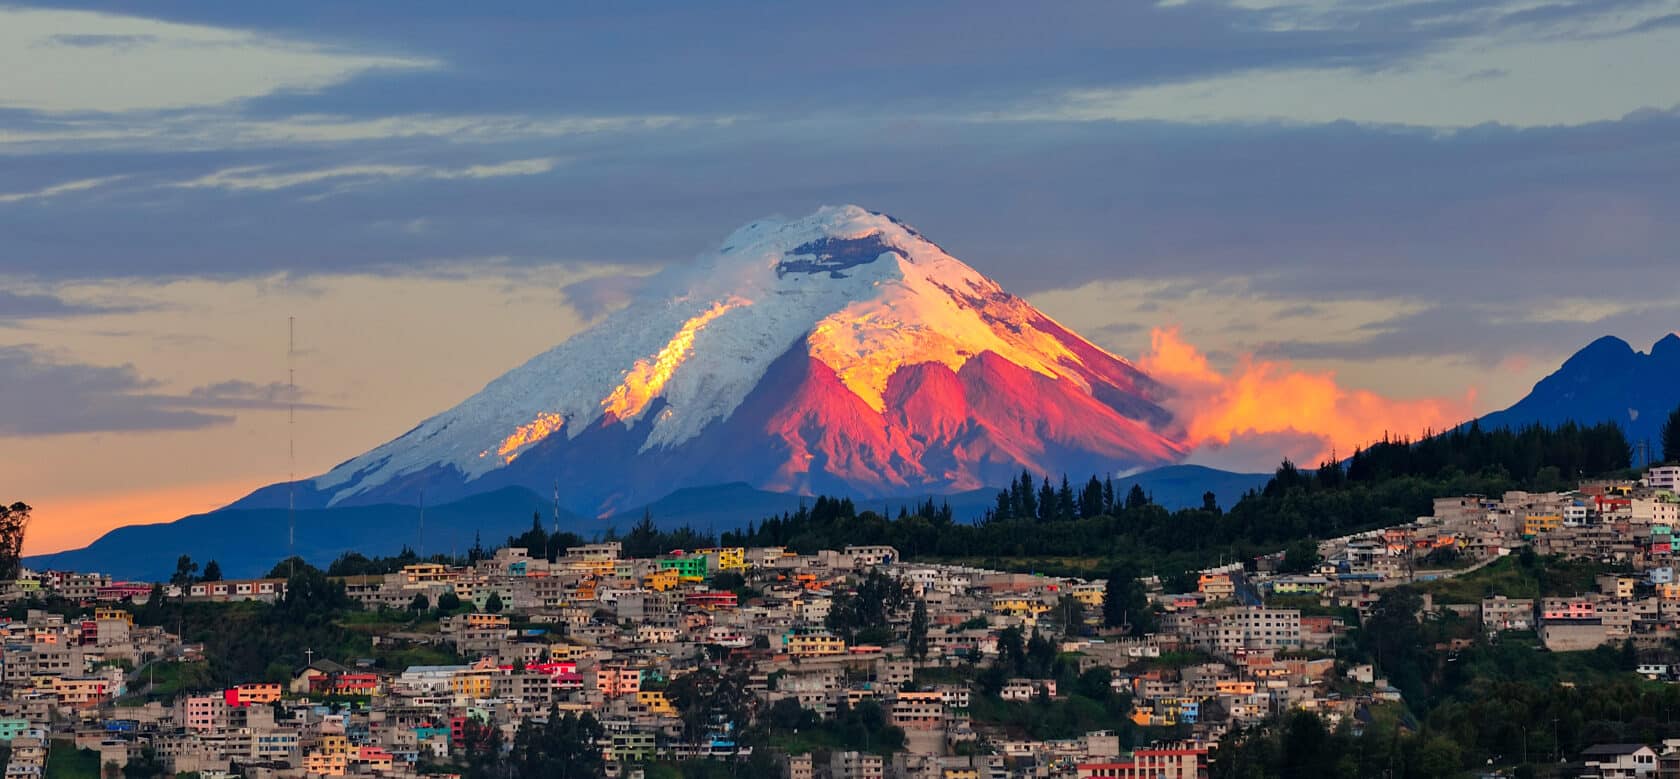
[
  {"xmin": 1664, "ymin": 404, "xmax": 1680, "ymax": 463},
  {"xmin": 1057, "ymin": 475, "xmax": 1077, "ymax": 521},
  {"xmin": 907, "ymin": 600, "xmax": 930, "ymax": 660},
  {"xmin": 409, "ymin": 593, "xmax": 430, "ymax": 613},
  {"xmin": 170, "ymin": 555, "xmax": 198, "ymax": 587},
  {"xmin": 484, "ymin": 592, "xmax": 504, "ymax": 614},
  {"xmin": 1124, "ymin": 483, "xmax": 1150, "ymax": 511},
  {"xmin": 1037, "ymin": 477, "xmax": 1056, "ymax": 522},
  {"xmin": 1080, "ymin": 476, "xmax": 1105, "ymax": 519},
  {"xmin": 1102, "ymin": 564, "xmax": 1152, "ymax": 633},
  {"xmin": 1018, "ymin": 471, "xmax": 1037, "ymax": 520},
  {"xmin": 1201, "ymin": 491, "xmax": 1220, "ymax": 513},
  {"xmin": 1103, "ymin": 477, "xmax": 1115, "ymax": 515},
  {"xmin": 200, "ymin": 560, "xmax": 222, "ymax": 582}
]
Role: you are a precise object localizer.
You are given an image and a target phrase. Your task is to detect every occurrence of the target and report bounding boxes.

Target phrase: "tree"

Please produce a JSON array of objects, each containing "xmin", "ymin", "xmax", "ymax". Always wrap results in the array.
[
  {"xmin": 170, "ymin": 555, "xmax": 199, "ymax": 587},
  {"xmin": 1280, "ymin": 539, "xmax": 1321, "ymax": 574},
  {"xmin": 1201, "ymin": 491, "xmax": 1220, "ymax": 513},
  {"xmin": 1103, "ymin": 564, "xmax": 1154, "ymax": 634},
  {"xmin": 267, "ymin": 556, "xmax": 317, "ymax": 579},
  {"xmin": 0, "ymin": 502, "xmax": 30, "ymax": 580},
  {"xmin": 484, "ymin": 592, "xmax": 504, "ymax": 614},
  {"xmin": 1076, "ymin": 667, "xmax": 1113, "ymax": 701},
  {"xmin": 826, "ymin": 569, "xmax": 910, "ymax": 644},
  {"xmin": 907, "ymin": 600, "xmax": 930, "ymax": 660},
  {"xmin": 1665, "ymin": 404, "xmax": 1680, "ymax": 463},
  {"xmin": 437, "ymin": 591, "xmax": 462, "ymax": 612},
  {"xmin": 1056, "ymin": 594, "xmax": 1087, "ymax": 637},
  {"xmin": 200, "ymin": 560, "xmax": 223, "ymax": 582},
  {"xmin": 409, "ymin": 593, "xmax": 430, "ymax": 613},
  {"xmin": 666, "ymin": 667, "xmax": 758, "ymax": 742},
  {"xmin": 1124, "ymin": 484, "xmax": 1150, "ymax": 510},
  {"xmin": 511, "ymin": 512, "xmax": 549, "ymax": 560}
]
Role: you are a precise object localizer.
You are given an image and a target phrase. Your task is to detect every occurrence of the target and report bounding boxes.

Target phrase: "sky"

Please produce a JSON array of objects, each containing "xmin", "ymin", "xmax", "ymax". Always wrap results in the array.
[{"xmin": 4, "ymin": 0, "xmax": 1680, "ymax": 555}]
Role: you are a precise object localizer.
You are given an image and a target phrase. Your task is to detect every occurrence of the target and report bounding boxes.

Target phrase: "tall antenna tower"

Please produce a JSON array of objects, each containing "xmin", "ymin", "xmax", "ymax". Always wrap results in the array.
[{"xmin": 288, "ymin": 315, "xmax": 296, "ymax": 577}]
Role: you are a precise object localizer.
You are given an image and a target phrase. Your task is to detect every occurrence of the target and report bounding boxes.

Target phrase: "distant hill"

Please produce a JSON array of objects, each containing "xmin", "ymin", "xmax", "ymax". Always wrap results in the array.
[
  {"xmin": 28, "ymin": 465, "xmax": 1263, "ymax": 581},
  {"xmin": 1477, "ymin": 334, "xmax": 1680, "ymax": 459},
  {"xmin": 26, "ymin": 487, "xmax": 562, "ymax": 582},
  {"xmin": 1116, "ymin": 464, "xmax": 1270, "ymax": 511}
]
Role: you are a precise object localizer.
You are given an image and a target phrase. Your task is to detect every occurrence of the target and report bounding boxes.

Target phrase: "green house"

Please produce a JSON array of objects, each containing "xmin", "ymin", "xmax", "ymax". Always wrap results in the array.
[{"xmin": 658, "ymin": 555, "xmax": 708, "ymax": 581}]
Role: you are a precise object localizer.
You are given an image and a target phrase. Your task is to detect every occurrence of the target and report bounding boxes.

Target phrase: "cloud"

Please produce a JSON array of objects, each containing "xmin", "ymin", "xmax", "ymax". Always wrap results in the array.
[
  {"xmin": 0, "ymin": 174, "xmax": 124, "ymax": 203},
  {"xmin": 1139, "ymin": 327, "xmax": 1475, "ymax": 467},
  {"xmin": 559, "ymin": 273, "xmax": 657, "ymax": 320},
  {"xmin": 183, "ymin": 379, "xmax": 340, "ymax": 411},
  {"xmin": 0, "ymin": 6, "xmax": 432, "ymax": 113},
  {"xmin": 1264, "ymin": 299, "xmax": 1680, "ymax": 364},
  {"xmin": 0, "ymin": 345, "xmax": 229, "ymax": 435},
  {"xmin": 174, "ymin": 157, "xmax": 562, "ymax": 193},
  {"xmin": 0, "ymin": 289, "xmax": 141, "ymax": 321},
  {"xmin": 0, "ymin": 345, "xmax": 333, "ymax": 436}
]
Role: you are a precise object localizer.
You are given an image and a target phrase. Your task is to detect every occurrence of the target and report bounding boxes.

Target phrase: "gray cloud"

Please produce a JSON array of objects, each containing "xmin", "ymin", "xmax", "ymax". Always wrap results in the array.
[
  {"xmin": 558, "ymin": 273, "xmax": 655, "ymax": 320},
  {"xmin": 0, "ymin": 290, "xmax": 141, "ymax": 321},
  {"xmin": 1260, "ymin": 302, "xmax": 1680, "ymax": 366},
  {"xmin": 0, "ymin": 346, "xmax": 335, "ymax": 436}
]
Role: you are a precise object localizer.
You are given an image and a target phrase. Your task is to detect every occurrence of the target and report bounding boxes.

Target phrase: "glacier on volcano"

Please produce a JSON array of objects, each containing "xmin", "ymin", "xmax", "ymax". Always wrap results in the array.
[{"xmin": 304, "ymin": 205, "xmax": 1188, "ymax": 514}]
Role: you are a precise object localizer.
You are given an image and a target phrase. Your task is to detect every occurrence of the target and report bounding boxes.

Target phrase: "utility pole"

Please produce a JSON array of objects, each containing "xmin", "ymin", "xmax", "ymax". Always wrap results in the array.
[{"xmin": 288, "ymin": 315, "xmax": 296, "ymax": 578}]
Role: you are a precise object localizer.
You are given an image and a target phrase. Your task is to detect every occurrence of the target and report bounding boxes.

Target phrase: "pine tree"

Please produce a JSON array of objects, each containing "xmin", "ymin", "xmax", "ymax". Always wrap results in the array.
[
  {"xmin": 485, "ymin": 592, "xmax": 504, "ymax": 614},
  {"xmin": 1124, "ymin": 483, "xmax": 1150, "ymax": 511},
  {"xmin": 1057, "ymin": 475, "xmax": 1076, "ymax": 520},
  {"xmin": 201, "ymin": 560, "xmax": 223, "ymax": 582},
  {"xmin": 1018, "ymin": 472, "xmax": 1038, "ymax": 520},
  {"xmin": 1664, "ymin": 404, "xmax": 1680, "ymax": 463},
  {"xmin": 907, "ymin": 600, "xmax": 929, "ymax": 660}
]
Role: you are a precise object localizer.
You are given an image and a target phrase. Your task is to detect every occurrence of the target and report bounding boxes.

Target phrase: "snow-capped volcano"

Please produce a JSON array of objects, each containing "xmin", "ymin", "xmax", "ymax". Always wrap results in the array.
[{"xmin": 299, "ymin": 206, "xmax": 1187, "ymax": 513}]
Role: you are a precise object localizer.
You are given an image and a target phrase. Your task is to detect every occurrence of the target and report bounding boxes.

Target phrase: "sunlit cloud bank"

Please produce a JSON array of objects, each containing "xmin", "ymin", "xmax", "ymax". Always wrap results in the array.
[{"xmin": 1140, "ymin": 327, "xmax": 1477, "ymax": 470}]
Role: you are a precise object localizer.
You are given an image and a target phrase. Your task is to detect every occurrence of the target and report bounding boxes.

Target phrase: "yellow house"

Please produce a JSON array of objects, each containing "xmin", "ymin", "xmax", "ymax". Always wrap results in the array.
[
  {"xmin": 699, "ymin": 547, "xmax": 747, "ymax": 573},
  {"xmin": 1070, "ymin": 583, "xmax": 1106, "ymax": 609},
  {"xmin": 635, "ymin": 690, "xmax": 677, "ymax": 716},
  {"xmin": 450, "ymin": 668, "xmax": 496, "ymax": 699},
  {"xmin": 304, "ymin": 751, "xmax": 348, "ymax": 777},
  {"xmin": 318, "ymin": 734, "xmax": 350, "ymax": 755},
  {"xmin": 94, "ymin": 608, "xmax": 132, "ymax": 625},
  {"xmin": 786, "ymin": 631, "xmax": 847, "ymax": 657},
  {"xmin": 991, "ymin": 597, "xmax": 1051, "ymax": 620},
  {"xmin": 550, "ymin": 643, "xmax": 585, "ymax": 663},
  {"xmin": 643, "ymin": 568, "xmax": 680, "ymax": 592},
  {"xmin": 1216, "ymin": 679, "xmax": 1256, "ymax": 695},
  {"xmin": 1523, "ymin": 514, "xmax": 1563, "ymax": 537}
]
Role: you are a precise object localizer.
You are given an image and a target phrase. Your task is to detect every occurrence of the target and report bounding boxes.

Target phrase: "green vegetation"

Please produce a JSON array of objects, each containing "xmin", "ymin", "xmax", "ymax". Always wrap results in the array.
[
  {"xmin": 1420, "ymin": 550, "xmax": 1616, "ymax": 604},
  {"xmin": 825, "ymin": 569, "xmax": 910, "ymax": 645},
  {"xmin": 759, "ymin": 698, "xmax": 905, "ymax": 756},
  {"xmin": 720, "ymin": 421, "xmax": 1630, "ymax": 578},
  {"xmin": 1221, "ymin": 574, "xmax": 1676, "ymax": 778},
  {"xmin": 968, "ymin": 692, "xmax": 1133, "ymax": 742},
  {"xmin": 44, "ymin": 745, "xmax": 100, "ymax": 779}
]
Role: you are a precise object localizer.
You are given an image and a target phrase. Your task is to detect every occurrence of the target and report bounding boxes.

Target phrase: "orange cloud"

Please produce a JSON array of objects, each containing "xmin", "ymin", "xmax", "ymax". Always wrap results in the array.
[
  {"xmin": 1139, "ymin": 327, "xmax": 1475, "ymax": 466},
  {"xmin": 21, "ymin": 479, "xmax": 259, "ymax": 557}
]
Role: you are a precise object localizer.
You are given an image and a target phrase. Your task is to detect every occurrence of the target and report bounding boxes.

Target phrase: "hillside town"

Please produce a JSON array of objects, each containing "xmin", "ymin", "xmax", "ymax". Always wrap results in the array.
[{"xmin": 5, "ymin": 464, "xmax": 1680, "ymax": 779}]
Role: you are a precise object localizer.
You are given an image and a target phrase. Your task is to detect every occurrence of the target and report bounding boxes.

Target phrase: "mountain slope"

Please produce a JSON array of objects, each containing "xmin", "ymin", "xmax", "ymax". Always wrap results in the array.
[
  {"xmin": 28, "ymin": 465, "xmax": 1264, "ymax": 580},
  {"xmin": 1477, "ymin": 334, "xmax": 1680, "ymax": 458},
  {"xmin": 237, "ymin": 205, "xmax": 1187, "ymax": 516}
]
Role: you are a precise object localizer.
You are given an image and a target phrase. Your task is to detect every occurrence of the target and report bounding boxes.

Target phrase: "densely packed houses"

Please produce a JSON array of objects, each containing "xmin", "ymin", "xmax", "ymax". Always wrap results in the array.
[{"xmin": 4, "ymin": 465, "xmax": 1678, "ymax": 778}]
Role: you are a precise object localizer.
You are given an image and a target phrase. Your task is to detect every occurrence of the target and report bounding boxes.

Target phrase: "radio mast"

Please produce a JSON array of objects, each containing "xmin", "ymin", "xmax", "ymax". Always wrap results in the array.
[{"xmin": 288, "ymin": 316, "xmax": 296, "ymax": 577}]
